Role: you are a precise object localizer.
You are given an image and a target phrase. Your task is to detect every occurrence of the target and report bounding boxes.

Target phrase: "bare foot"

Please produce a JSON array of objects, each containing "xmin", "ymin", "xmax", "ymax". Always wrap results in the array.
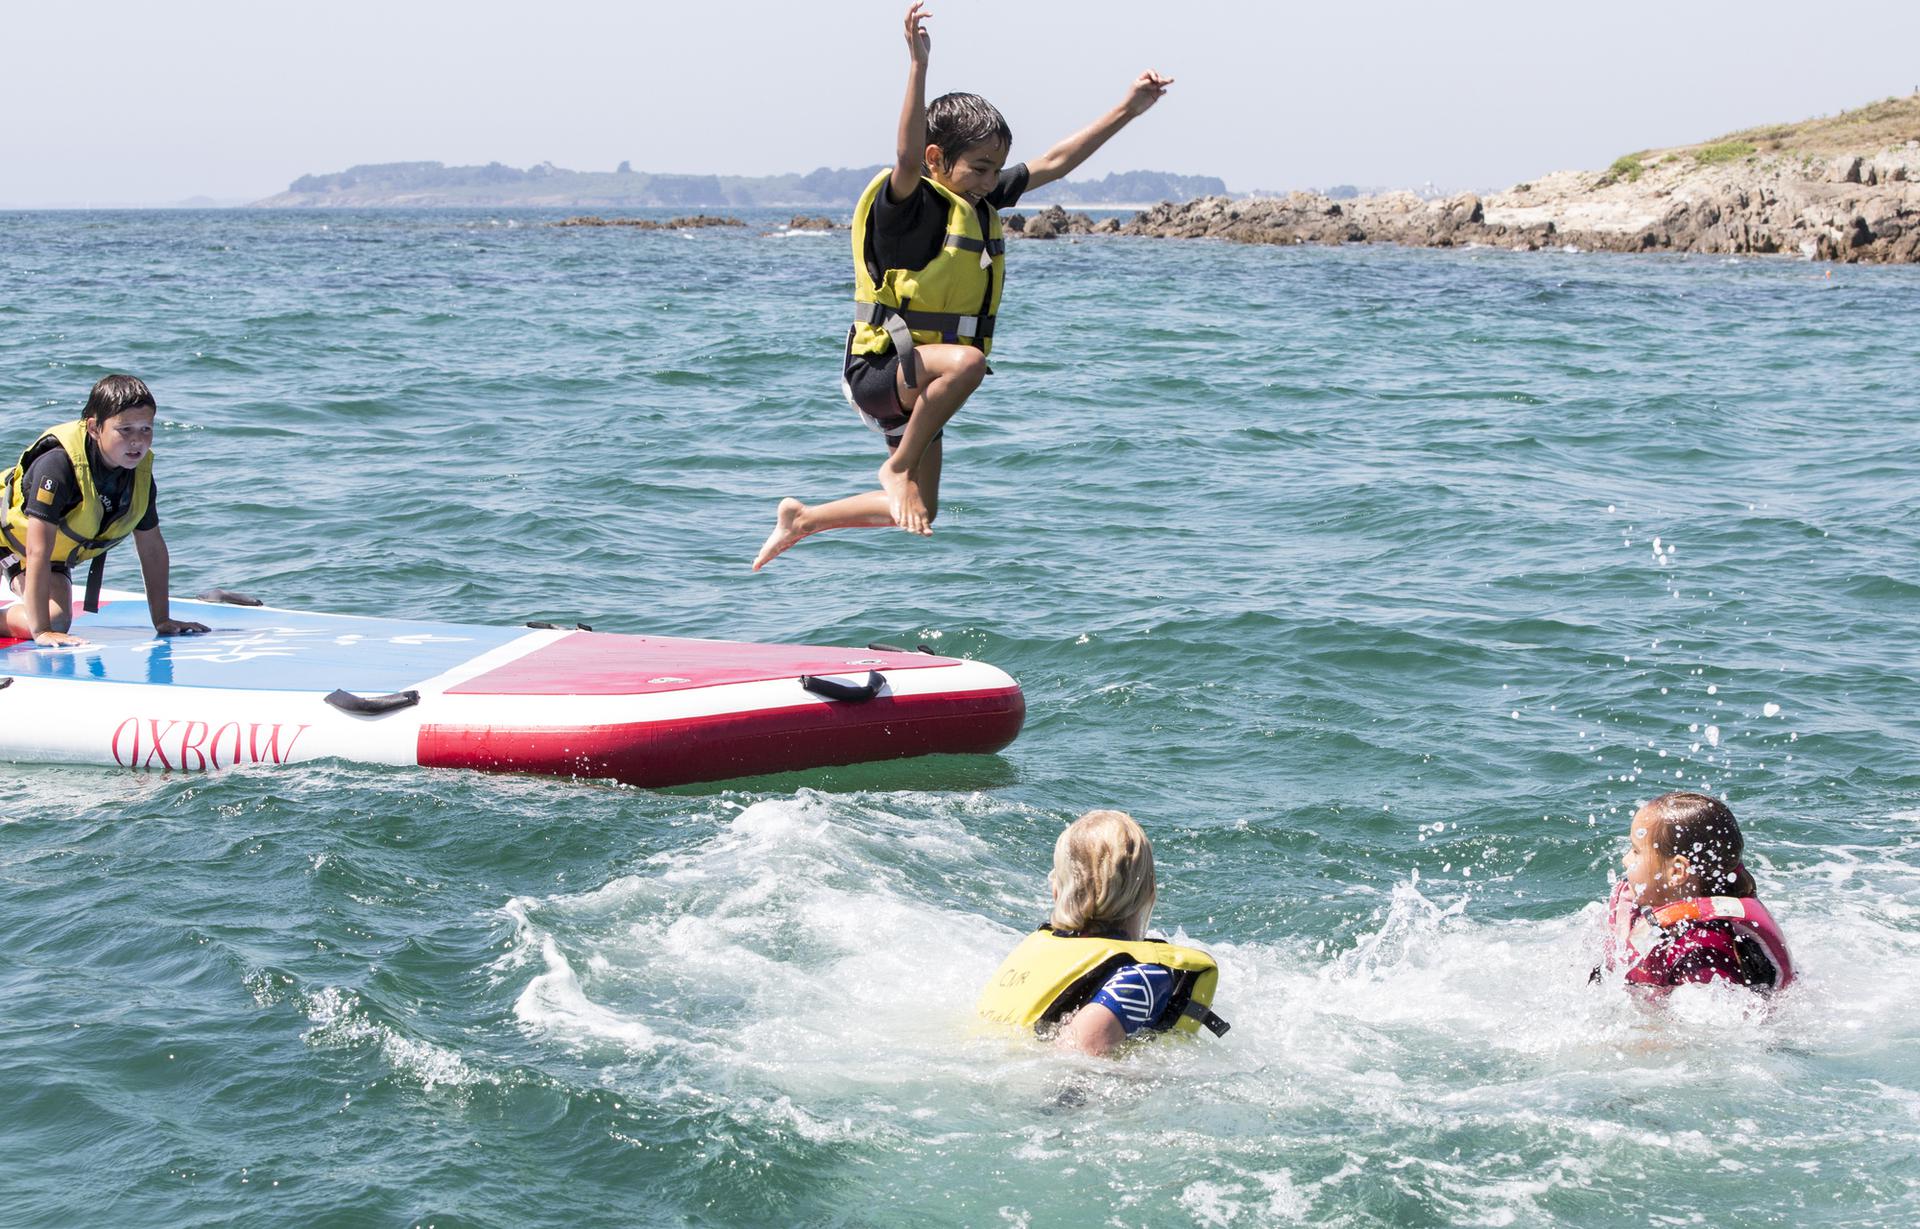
[
  {"xmin": 752, "ymin": 498, "xmax": 811, "ymax": 571},
  {"xmin": 878, "ymin": 461, "xmax": 932, "ymax": 535}
]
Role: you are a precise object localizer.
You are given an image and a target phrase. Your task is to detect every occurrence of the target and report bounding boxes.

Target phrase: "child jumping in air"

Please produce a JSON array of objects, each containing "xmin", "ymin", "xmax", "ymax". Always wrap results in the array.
[
  {"xmin": 752, "ymin": 1, "xmax": 1172, "ymax": 570},
  {"xmin": 1, "ymin": 374, "xmax": 208, "ymax": 646}
]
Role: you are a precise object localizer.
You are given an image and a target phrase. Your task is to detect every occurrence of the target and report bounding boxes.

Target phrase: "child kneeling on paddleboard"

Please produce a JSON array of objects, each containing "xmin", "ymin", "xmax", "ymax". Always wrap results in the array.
[
  {"xmin": 1597, "ymin": 791, "xmax": 1794, "ymax": 993},
  {"xmin": 977, "ymin": 809, "xmax": 1229, "ymax": 1055},
  {"xmin": 1, "ymin": 374, "xmax": 207, "ymax": 646},
  {"xmin": 752, "ymin": 2, "xmax": 1173, "ymax": 569}
]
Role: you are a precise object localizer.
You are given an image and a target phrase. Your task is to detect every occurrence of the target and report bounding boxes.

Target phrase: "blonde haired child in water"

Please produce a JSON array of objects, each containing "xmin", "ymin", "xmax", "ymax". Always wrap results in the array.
[
  {"xmin": 1599, "ymin": 791, "xmax": 1795, "ymax": 992},
  {"xmin": 976, "ymin": 809, "xmax": 1228, "ymax": 1055}
]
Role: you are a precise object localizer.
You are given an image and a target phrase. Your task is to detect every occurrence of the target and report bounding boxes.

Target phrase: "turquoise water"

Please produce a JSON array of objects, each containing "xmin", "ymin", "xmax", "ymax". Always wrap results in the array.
[{"xmin": 2, "ymin": 208, "xmax": 1917, "ymax": 1227}]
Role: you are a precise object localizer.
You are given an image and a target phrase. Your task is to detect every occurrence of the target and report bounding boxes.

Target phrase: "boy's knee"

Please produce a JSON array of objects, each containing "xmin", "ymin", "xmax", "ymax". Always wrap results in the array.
[{"xmin": 954, "ymin": 348, "xmax": 988, "ymax": 385}]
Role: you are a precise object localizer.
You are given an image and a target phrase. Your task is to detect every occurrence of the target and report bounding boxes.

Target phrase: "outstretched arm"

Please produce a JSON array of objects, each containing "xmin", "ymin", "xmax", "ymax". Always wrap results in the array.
[
  {"xmin": 889, "ymin": 3, "xmax": 933, "ymax": 202},
  {"xmin": 1024, "ymin": 71, "xmax": 1174, "ymax": 191},
  {"xmin": 133, "ymin": 527, "xmax": 208, "ymax": 636}
]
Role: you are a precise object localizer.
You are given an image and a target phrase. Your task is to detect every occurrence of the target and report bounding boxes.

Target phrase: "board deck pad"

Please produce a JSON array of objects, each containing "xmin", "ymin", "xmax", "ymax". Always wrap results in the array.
[
  {"xmin": 448, "ymin": 633, "xmax": 946, "ymax": 696},
  {"xmin": 0, "ymin": 597, "xmax": 526, "ymax": 693}
]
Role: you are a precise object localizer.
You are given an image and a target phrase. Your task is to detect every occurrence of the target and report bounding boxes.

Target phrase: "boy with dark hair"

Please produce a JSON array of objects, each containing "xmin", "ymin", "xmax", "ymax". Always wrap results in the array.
[
  {"xmin": 1, "ymin": 374, "xmax": 208, "ymax": 645},
  {"xmin": 753, "ymin": 2, "xmax": 1171, "ymax": 569}
]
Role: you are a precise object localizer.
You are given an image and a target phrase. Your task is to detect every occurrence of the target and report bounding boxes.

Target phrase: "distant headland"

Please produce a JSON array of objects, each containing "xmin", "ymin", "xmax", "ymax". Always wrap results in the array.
[
  {"xmin": 249, "ymin": 163, "xmax": 1225, "ymax": 210},
  {"xmin": 1118, "ymin": 94, "xmax": 1920, "ymax": 264},
  {"xmin": 252, "ymin": 96, "xmax": 1920, "ymax": 264}
]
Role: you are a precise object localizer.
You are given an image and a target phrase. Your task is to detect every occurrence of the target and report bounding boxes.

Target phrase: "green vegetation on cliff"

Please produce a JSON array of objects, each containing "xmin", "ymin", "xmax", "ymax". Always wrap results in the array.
[
  {"xmin": 1715, "ymin": 93, "xmax": 1920, "ymax": 154},
  {"xmin": 1692, "ymin": 140, "xmax": 1757, "ymax": 166}
]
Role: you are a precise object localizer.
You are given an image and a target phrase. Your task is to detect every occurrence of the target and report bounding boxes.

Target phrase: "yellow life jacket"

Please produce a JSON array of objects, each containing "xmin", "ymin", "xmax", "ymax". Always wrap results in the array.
[
  {"xmin": 1, "ymin": 420, "xmax": 153, "ymax": 609},
  {"xmin": 975, "ymin": 925, "xmax": 1230, "ymax": 1038},
  {"xmin": 850, "ymin": 169, "xmax": 1005, "ymax": 388}
]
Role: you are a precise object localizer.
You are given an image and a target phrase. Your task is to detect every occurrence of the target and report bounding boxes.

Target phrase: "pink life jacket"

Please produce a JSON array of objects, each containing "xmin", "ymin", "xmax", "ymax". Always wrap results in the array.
[{"xmin": 1603, "ymin": 877, "xmax": 1795, "ymax": 992}]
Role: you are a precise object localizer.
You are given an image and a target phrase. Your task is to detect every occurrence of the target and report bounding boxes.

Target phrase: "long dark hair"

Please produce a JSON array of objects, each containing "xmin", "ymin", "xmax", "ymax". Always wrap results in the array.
[{"xmin": 1642, "ymin": 791, "xmax": 1757, "ymax": 897}]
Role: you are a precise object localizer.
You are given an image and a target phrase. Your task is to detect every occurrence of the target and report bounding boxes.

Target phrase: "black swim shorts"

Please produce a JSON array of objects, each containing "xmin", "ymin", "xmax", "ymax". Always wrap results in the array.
[{"xmin": 842, "ymin": 345, "xmax": 911, "ymax": 444}]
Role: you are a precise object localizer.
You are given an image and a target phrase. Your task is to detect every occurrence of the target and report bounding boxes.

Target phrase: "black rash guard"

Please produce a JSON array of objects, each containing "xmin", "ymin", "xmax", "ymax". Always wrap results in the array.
[{"xmin": 867, "ymin": 164, "xmax": 1029, "ymax": 274}]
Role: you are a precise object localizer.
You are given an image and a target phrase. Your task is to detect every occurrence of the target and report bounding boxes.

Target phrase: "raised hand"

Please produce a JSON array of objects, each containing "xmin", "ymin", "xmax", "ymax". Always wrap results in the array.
[
  {"xmin": 1121, "ymin": 70, "xmax": 1173, "ymax": 117},
  {"xmin": 904, "ymin": 2, "xmax": 931, "ymax": 64}
]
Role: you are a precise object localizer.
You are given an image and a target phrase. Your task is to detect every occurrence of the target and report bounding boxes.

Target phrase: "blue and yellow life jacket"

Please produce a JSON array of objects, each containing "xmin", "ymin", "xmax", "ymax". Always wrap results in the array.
[{"xmin": 975, "ymin": 925, "xmax": 1229, "ymax": 1037}]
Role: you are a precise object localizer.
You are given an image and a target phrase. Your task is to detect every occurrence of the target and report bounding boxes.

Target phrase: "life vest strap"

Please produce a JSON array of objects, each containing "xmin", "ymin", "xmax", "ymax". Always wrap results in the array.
[
  {"xmin": 1181, "ymin": 998, "xmax": 1231, "ymax": 1037},
  {"xmin": 83, "ymin": 555, "xmax": 104, "ymax": 613},
  {"xmin": 943, "ymin": 234, "xmax": 1006, "ymax": 258},
  {"xmin": 853, "ymin": 301, "xmax": 997, "ymax": 346},
  {"xmin": 0, "ymin": 472, "xmax": 24, "ymax": 560}
]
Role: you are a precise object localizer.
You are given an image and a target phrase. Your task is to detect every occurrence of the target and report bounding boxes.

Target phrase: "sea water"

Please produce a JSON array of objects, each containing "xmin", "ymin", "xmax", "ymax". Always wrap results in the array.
[{"xmin": 0, "ymin": 208, "xmax": 1916, "ymax": 1227}]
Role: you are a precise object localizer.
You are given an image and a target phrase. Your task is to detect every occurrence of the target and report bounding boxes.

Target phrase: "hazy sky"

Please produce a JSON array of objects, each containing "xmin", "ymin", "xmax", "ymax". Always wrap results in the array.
[{"xmin": 5, "ymin": 0, "xmax": 1919, "ymax": 206}]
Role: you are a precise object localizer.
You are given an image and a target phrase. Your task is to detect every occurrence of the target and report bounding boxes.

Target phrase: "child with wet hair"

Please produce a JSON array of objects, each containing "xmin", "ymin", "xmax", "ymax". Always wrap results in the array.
[
  {"xmin": 977, "ymin": 809, "xmax": 1228, "ymax": 1055},
  {"xmin": 1599, "ymin": 791, "xmax": 1795, "ymax": 992},
  {"xmin": 1, "ymin": 374, "xmax": 208, "ymax": 646}
]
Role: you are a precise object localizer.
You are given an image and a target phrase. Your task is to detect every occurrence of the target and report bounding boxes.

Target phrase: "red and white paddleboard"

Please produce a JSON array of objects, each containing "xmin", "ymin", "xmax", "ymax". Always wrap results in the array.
[{"xmin": 0, "ymin": 590, "xmax": 1025, "ymax": 787}]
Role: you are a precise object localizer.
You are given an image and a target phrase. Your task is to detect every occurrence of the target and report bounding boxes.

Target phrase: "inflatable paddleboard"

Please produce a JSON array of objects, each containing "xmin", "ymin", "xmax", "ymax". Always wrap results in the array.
[{"xmin": 0, "ymin": 590, "xmax": 1024, "ymax": 787}]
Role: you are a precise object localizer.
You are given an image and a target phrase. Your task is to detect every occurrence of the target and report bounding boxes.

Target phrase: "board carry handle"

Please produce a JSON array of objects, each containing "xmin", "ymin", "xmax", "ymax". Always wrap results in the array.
[
  {"xmin": 799, "ymin": 671, "xmax": 885, "ymax": 703},
  {"xmin": 324, "ymin": 688, "xmax": 421, "ymax": 716},
  {"xmin": 198, "ymin": 589, "xmax": 265, "ymax": 607},
  {"xmin": 526, "ymin": 621, "xmax": 595, "ymax": 631}
]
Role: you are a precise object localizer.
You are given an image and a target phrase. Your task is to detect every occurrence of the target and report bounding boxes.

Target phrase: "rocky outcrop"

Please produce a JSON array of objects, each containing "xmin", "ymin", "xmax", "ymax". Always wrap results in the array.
[
  {"xmin": 552, "ymin": 215, "xmax": 745, "ymax": 230},
  {"xmin": 1123, "ymin": 140, "xmax": 1920, "ymax": 263},
  {"xmin": 783, "ymin": 215, "xmax": 840, "ymax": 231},
  {"xmin": 1005, "ymin": 204, "xmax": 1122, "ymax": 239}
]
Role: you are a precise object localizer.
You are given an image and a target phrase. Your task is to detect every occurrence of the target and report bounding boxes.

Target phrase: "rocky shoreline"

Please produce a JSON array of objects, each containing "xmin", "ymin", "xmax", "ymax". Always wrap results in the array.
[
  {"xmin": 1017, "ymin": 99, "xmax": 1920, "ymax": 263},
  {"xmin": 1116, "ymin": 150, "xmax": 1920, "ymax": 263}
]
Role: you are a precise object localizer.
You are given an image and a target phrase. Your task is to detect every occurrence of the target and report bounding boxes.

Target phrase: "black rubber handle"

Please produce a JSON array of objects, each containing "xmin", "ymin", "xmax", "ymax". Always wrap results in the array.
[
  {"xmin": 527, "ymin": 621, "xmax": 594, "ymax": 631},
  {"xmin": 324, "ymin": 688, "xmax": 421, "ymax": 715},
  {"xmin": 799, "ymin": 671, "xmax": 885, "ymax": 703},
  {"xmin": 198, "ymin": 588, "xmax": 264, "ymax": 607}
]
